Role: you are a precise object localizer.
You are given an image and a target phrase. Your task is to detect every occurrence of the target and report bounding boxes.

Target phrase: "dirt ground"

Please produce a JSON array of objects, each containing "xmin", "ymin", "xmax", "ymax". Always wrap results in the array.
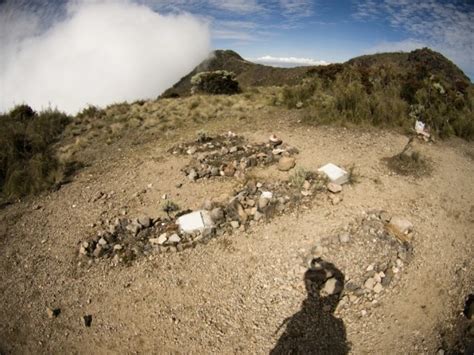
[{"xmin": 1, "ymin": 106, "xmax": 473, "ymax": 354}]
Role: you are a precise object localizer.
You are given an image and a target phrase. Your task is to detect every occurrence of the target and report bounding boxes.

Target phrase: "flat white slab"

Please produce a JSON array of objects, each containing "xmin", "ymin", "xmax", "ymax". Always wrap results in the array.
[
  {"xmin": 177, "ymin": 210, "xmax": 213, "ymax": 233},
  {"xmin": 317, "ymin": 163, "xmax": 349, "ymax": 185}
]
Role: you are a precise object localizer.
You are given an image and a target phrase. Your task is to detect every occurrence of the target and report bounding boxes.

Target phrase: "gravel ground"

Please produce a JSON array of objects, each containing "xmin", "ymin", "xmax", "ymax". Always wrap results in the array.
[{"xmin": 1, "ymin": 113, "xmax": 473, "ymax": 354}]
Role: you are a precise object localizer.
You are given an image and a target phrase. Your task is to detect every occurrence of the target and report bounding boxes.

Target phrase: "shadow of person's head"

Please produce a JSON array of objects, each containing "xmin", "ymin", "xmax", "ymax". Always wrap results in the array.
[{"xmin": 303, "ymin": 258, "xmax": 345, "ymax": 313}]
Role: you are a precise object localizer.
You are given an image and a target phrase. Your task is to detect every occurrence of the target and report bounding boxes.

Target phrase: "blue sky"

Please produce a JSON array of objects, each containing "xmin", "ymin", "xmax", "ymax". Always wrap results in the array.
[{"xmin": 144, "ymin": 0, "xmax": 473, "ymax": 79}]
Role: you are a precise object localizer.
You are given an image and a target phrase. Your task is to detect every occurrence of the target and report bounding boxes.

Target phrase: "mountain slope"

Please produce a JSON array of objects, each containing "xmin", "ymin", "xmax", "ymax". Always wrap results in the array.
[
  {"xmin": 160, "ymin": 50, "xmax": 315, "ymax": 98},
  {"xmin": 161, "ymin": 48, "xmax": 472, "ymax": 99}
]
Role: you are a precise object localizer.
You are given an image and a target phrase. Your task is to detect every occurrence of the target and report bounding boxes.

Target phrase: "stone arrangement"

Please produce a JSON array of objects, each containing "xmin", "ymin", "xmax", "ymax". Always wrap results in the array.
[{"xmin": 169, "ymin": 132, "xmax": 299, "ymax": 181}]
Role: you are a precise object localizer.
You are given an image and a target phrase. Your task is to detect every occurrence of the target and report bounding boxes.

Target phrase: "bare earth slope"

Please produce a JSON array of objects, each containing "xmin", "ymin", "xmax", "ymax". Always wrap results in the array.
[{"xmin": 1, "ymin": 101, "xmax": 473, "ymax": 354}]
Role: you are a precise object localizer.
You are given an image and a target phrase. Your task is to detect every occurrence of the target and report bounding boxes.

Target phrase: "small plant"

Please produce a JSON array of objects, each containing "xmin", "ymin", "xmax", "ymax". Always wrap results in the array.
[
  {"xmin": 162, "ymin": 200, "xmax": 180, "ymax": 218},
  {"xmin": 346, "ymin": 165, "xmax": 359, "ymax": 185},
  {"xmin": 289, "ymin": 168, "xmax": 313, "ymax": 189},
  {"xmin": 77, "ymin": 105, "xmax": 104, "ymax": 119},
  {"xmin": 196, "ymin": 129, "xmax": 211, "ymax": 143},
  {"xmin": 188, "ymin": 99, "xmax": 200, "ymax": 110}
]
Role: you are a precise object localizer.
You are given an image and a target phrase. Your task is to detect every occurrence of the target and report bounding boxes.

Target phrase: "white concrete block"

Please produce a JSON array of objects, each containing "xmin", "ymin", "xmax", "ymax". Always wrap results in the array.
[
  {"xmin": 317, "ymin": 163, "xmax": 349, "ymax": 185},
  {"xmin": 177, "ymin": 210, "xmax": 213, "ymax": 234}
]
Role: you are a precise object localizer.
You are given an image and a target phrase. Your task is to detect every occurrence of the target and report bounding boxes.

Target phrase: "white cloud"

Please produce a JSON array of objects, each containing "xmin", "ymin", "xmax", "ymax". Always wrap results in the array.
[
  {"xmin": 0, "ymin": 0, "xmax": 211, "ymax": 114},
  {"xmin": 279, "ymin": 0, "xmax": 313, "ymax": 17},
  {"xmin": 208, "ymin": 0, "xmax": 261, "ymax": 13},
  {"xmin": 250, "ymin": 55, "xmax": 329, "ymax": 67}
]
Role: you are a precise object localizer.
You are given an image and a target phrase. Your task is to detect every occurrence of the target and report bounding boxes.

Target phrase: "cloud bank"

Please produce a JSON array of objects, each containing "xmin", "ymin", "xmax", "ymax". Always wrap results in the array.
[
  {"xmin": 250, "ymin": 55, "xmax": 329, "ymax": 67},
  {"xmin": 0, "ymin": 0, "xmax": 211, "ymax": 114}
]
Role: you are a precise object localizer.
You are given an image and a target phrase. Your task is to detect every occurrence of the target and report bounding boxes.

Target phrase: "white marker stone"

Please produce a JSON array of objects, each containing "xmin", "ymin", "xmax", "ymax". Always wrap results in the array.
[
  {"xmin": 317, "ymin": 163, "xmax": 349, "ymax": 185},
  {"xmin": 177, "ymin": 210, "xmax": 214, "ymax": 234}
]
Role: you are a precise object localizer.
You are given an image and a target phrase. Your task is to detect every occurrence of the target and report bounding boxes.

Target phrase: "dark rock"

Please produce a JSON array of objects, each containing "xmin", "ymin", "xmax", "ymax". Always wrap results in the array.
[
  {"xmin": 46, "ymin": 307, "xmax": 60, "ymax": 318},
  {"xmin": 210, "ymin": 208, "xmax": 225, "ymax": 223},
  {"xmin": 82, "ymin": 315, "xmax": 92, "ymax": 327},
  {"xmin": 138, "ymin": 216, "xmax": 152, "ymax": 228}
]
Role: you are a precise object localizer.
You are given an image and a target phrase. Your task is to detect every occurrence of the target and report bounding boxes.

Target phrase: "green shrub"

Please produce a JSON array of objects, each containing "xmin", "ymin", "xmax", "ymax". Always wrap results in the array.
[
  {"xmin": 0, "ymin": 105, "xmax": 73, "ymax": 199},
  {"xmin": 77, "ymin": 105, "xmax": 104, "ymax": 119},
  {"xmin": 281, "ymin": 80, "xmax": 317, "ymax": 109},
  {"xmin": 191, "ymin": 70, "xmax": 241, "ymax": 95}
]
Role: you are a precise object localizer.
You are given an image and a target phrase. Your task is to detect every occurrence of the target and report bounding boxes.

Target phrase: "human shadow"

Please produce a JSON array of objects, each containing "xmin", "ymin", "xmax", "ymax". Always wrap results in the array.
[{"xmin": 271, "ymin": 258, "xmax": 349, "ymax": 355}]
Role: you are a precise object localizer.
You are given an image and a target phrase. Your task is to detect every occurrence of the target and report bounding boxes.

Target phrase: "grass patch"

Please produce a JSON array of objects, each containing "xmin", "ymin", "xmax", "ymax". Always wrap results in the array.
[
  {"xmin": 289, "ymin": 168, "xmax": 313, "ymax": 189},
  {"xmin": 0, "ymin": 105, "xmax": 78, "ymax": 200}
]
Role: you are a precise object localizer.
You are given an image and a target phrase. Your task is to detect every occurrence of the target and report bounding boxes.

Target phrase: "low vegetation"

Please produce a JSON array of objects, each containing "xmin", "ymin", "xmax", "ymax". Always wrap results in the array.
[
  {"xmin": 277, "ymin": 48, "xmax": 474, "ymax": 140},
  {"xmin": 190, "ymin": 70, "xmax": 241, "ymax": 95},
  {"xmin": 0, "ymin": 105, "xmax": 72, "ymax": 200}
]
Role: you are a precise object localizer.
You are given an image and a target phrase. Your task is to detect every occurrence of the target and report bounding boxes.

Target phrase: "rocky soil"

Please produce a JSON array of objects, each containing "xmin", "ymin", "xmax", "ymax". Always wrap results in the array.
[{"xmin": 0, "ymin": 110, "xmax": 473, "ymax": 354}]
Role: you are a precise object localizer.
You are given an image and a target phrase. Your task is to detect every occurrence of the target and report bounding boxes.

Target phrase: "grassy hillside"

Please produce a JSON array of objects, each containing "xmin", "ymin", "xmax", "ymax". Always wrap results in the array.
[
  {"xmin": 162, "ymin": 48, "xmax": 474, "ymax": 139},
  {"xmin": 160, "ymin": 50, "xmax": 313, "ymax": 98}
]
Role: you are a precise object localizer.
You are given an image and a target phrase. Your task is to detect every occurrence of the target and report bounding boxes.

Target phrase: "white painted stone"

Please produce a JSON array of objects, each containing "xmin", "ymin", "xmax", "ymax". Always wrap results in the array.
[
  {"xmin": 317, "ymin": 163, "xmax": 349, "ymax": 185},
  {"xmin": 261, "ymin": 191, "xmax": 273, "ymax": 199},
  {"xmin": 177, "ymin": 210, "xmax": 214, "ymax": 234},
  {"xmin": 168, "ymin": 234, "xmax": 181, "ymax": 244}
]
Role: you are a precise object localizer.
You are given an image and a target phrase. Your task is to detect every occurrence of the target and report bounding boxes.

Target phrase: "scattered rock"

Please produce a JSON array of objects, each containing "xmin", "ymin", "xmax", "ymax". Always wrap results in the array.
[
  {"xmin": 258, "ymin": 197, "xmax": 270, "ymax": 210},
  {"xmin": 339, "ymin": 233, "xmax": 350, "ymax": 243},
  {"xmin": 269, "ymin": 134, "xmax": 282, "ymax": 146},
  {"xmin": 278, "ymin": 156, "xmax": 296, "ymax": 171},
  {"xmin": 210, "ymin": 208, "xmax": 225, "ymax": 224},
  {"xmin": 364, "ymin": 277, "xmax": 376, "ymax": 290},
  {"xmin": 230, "ymin": 221, "xmax": 240, "ymax": 229},
  {"xmin": 188, "ymin": 169, "xmax": 198, "ymax": 181},
  {"xmin": 327, "ymin": 182, "xmax": 342, "ymax": 193},
  {"xmin": 46, "ymin": 307, "xmax": 60, "ymax": 318},
  {"xmin": 321, "ymin": 277, "xmax": 342, "ymax": 296},
  {"xmin": 138, "ymin": 216, "xmax": 152, "ymax": 228},
  {"xmin": 303, "ymin": 180, "xmax": 311, "ymax": 190},
  {"xmin": 92, "ymin": 245, "xmax": 104, "ymax": 258},
  {"xmin": 464, "ymin": 294, "xmax": 474, "ymax": 320},
  {"xmin": 202, "ymin": 200, "xmax": 213, "ymax": 211},
  {"xmin": 82, "ymin": 315, "xmax": 92, "ymax": 327},
  {"xmin": 150, "ymin": 233, "xmax": 167, "ymax": 245},
  {"xmin": 379, "ymin": 211, "xmax": 392, "ymax": 223},
  {"xmin": 386, "ymin": 216, "xmax": 413, "ymax": 242},
  {"xmin": 186, "ymin": 146, "xmax": 197, "ymax": 155},
  {"xmin": 329, "ymin": 194, "xmax": 342, "ymax": 205},
  {"xmin": 373, "ymin": 283, "xmax": 383, "ymax": 294},
  {"xmin": 126, "ymin": 223, "xmax": 141, "ymax": 236},
  {"xmin": 168, "ymin": 234, "xmax": 181, "ymax": 244}
]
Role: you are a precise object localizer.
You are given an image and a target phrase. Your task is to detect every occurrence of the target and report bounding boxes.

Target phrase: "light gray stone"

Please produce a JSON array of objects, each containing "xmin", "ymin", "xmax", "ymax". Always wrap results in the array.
[
  {"xmin": 364, "ymin": 277, "xmax": 376, "ymax": 290},
  {"xmin": 322, "ymin": 277, "xmax": 342, "ymax": 296},
  {"xmin": 168, "ymin": 234, "xmax": 181, "ymax": 244},
  {"xmin": 327, "ymin": 182, "xmax": 342, "ymax": 193},
  {"xmin": 138, "ymin": 216, "xmax": 152, "ymax": 228},
  {"xmin": 339, "ymin": 233, "xmax": 350, "ymax": 243}
]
